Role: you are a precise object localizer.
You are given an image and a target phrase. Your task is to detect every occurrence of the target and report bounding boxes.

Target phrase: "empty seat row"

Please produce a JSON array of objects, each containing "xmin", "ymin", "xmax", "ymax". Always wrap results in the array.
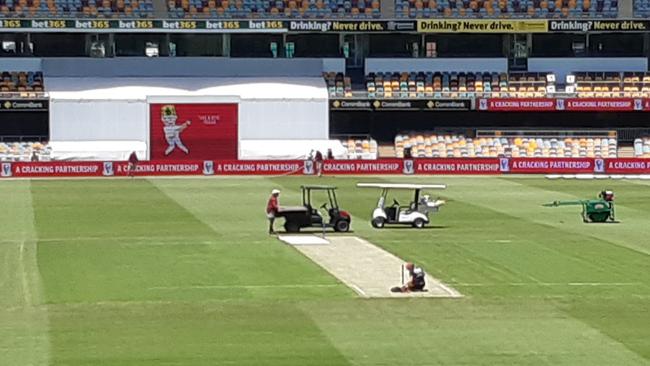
[
  {"xmin": 0, "ymin": 71, "xmax": 44, "ymax": 96},
  {"xmin": 324, "ymin": 72, "xmax": 352, "ymax": 98},
  {"xmin": 341, "ymin": 138, "xmax": 378, "ymax": 159},
  {"xmin": 167, "ymin": 0, "xmax": 379, "ymax": 18},
  {"xmin": 396, "ymin": 0, "xmax": 618, "ymax": 18},
  {"xmin": 634, "ymin": 0, "xmax": 650, "ymax": 17},
  {"xmin": 0, "ymin": 141, "xmax": 50, "ymax": 162},
  {"xmin": 572, "ymin": 72, "xmax": 650, "ymax": 98},
  {"xmin": 634, "ymin": 137, "xmax": 650, "ymax": 157},
  {"xmin": 364, "ymin": 71, "xmax": 549, "ymax": 99},
  {"xmin": 0, "ymin": 0, "xmax": 153, "ymax": 18},
  {"xmin": 395, "ymin": 133, "xmax": 617, "ymax": 158}
]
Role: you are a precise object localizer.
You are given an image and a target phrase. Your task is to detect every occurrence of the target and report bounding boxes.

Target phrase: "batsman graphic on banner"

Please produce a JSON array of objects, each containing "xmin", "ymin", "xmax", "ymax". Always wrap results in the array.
[{"xmin": 150, "ymin": 103, "xmax": 238, "ymax": 160}]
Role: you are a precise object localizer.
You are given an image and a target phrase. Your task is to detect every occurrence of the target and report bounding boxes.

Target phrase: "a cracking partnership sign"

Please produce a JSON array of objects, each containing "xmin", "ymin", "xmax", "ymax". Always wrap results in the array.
[
  {"xmin": 3, "ymin": 158, "xmax": 649, "ymax": 178},
  {"xmin": 478, "ymin": 98, "xmax": 650, "ymax": 112}
]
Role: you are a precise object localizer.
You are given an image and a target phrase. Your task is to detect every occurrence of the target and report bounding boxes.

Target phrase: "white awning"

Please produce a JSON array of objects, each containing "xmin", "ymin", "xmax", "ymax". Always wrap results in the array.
[{"xmin": 46, "ymin": 77, "xmax": 328, "ymax": 101}]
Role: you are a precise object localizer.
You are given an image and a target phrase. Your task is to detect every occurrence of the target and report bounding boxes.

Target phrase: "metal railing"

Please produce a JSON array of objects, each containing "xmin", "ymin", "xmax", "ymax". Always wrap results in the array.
[
  {"xmin": 0, "ymin": 91, "xmax": 48, "ymax": 99},
  {"xmin": 0, "ymin": 136, "xmax": 48, "ymax": 143}
]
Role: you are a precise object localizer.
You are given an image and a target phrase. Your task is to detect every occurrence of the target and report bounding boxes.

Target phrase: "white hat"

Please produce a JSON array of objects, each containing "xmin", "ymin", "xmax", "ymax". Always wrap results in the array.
[{"xmin": 271, "ymin": 189, "xmax": 281, "ymax": 195}]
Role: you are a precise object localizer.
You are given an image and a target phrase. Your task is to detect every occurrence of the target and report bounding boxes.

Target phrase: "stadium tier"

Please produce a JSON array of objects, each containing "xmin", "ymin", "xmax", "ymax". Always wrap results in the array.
[
  {"xmin": 167, "ymin": 0, "xmax": 380, "ymax": 18},
  {"xmin": 634, "ymin": 137, "xmax": 650, "ymax": 157},
  {"xmin": 0, "ymin": 0, "xmax": 154, "ymax": 18},
  {"xmin": 0, "ymin": 141, "xmax": 50, "ymax": 161},
  {"xmin": 635, "ymin": 0, "xmax": 650, "ymax": 16},
  {"xmin": 395, "ymin": 0, "xmax": 618, "ymax": 18},
  {"xmin": 394, "ymin": 133, "xmax": 618, "ymax": 158},
  {"xmin": 324, "ymin": 72, "xmax": 353, "ymax": 97},
  {"xmin": 327, "ymin": 72, "xmax": 551, "ymax": 98},
  {"xmin": 326, "ymin": 71, "xmax": 650, "ymax": 99},
  {"xmin": 341, "ymin": 137, "xmax": 378, "ymax": 159},
  {"xmin": 572, "ymin": 72, "xmax": 650, "ymax": 98},
  {"xmin": 0, "ymin": 71, "xmax": 44, "ymax": 96},
  {"xmin": 368, "ymin": 72, "xmax": 548, "ymax": 98}
]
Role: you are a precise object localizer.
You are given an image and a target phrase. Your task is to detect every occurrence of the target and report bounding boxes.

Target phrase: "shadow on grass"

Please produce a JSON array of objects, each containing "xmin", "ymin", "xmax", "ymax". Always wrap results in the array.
[
  {"xmin": 374, "ymin": 225, "xmax": 449, "ymax": 230},
  {"xmin": 278, "ymin": 230, "xmax": 357, "ymax": 235}
]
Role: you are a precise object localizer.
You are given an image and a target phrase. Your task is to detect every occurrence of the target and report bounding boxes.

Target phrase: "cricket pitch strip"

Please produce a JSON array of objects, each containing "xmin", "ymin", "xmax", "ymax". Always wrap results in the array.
[{"xmin": 279, "ymin": 235, "xmax": 463, "ymax": 298}]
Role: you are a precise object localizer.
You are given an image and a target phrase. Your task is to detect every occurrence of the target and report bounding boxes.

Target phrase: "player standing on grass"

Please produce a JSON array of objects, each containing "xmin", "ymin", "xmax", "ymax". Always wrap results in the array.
[
  {"xmin": 127, "ymin": 151, "xmax": 138, "ymax": 178},
  {"xmin": 266, "ymin": 189, "xmax": 281, "ymax": 234}
]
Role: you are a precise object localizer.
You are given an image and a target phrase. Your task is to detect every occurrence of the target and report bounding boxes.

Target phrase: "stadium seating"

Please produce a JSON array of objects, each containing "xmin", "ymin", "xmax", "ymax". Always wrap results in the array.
[
  {"xmin": 0, "ymin": 0, "xmax": 154, "ymax": 18},
  {"xmin": 634, "ymin": 137, "xmax": 650, "ymax": 157},
  {"xmin": 394, "ymin": 133, "xmax": 618, "ymax": 158},
  {"xmin": 324, "ymin": 72, "xmax": 352, "ymax": 98},
  {"xmin": 572, "ymin": 72, "xmax": 650, "ymax": 98},
  {"xmin": 0, "ymin": 141, "xmax": 50, "ymax": 161},
  {"xmin": 0, "ymin": 71, "xmax": 44, "ymax": 97},
  {"xmin": 167, "ymin": 0, "xmax": 379, "ymax": 18},
  {"xmin": 341, "ymin": 137, "xmax": 378, "ymax": 159},
  {"xmin": 365, "ymin": 72, "xmax": 549, "ymax": 98},
  {"xmin": 634, "ymin": 0, "xmax": 650, "ymax": 16},
  {"xmin": 395, "ymin": 0, "xmax": 618, "ymax": 18}
]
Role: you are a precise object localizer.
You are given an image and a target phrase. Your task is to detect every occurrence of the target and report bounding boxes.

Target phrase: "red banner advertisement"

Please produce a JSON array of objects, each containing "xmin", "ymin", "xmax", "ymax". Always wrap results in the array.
[
  {"xmin": 562, "ymin": 98, "xmax": 641, "ymax": 112},
  {"xmin": 212, "ymin": 160, "xmax": 304, "ymax": 175},
  {"xmin": 478, "ymin": 98, "xmax": 557, "ymax": 112},
  {"xmin": 414, "ymin": 159, "xmax": 502, "ymax": 174},
  {"xmin": 149, "ymin": 103, "xmax": 238, "ymax": 161},
  {"xmin": 2, "ymin": 162, "xmax": 105, "ymax": 177},
  {"xmin": 604, "ymin": 159, "xmax": 650, "ymax": 174},
  {"xmin": 506, "ymin": 158, "xmax": 596, "ymax": 173},
  {"xmin": 321, "ymin": 160, "xmax": 405, "ymax": 175},
  {"xmin": 3, "ymin": 158, "xmax": 650, "ymax": 178},
  {"xmin": 112, "ymin": 161, "xmax": 205, "ymax": 176},
  {"xmin": 479, "ymin": 98, "xmax": 648, "ymax": 112}
]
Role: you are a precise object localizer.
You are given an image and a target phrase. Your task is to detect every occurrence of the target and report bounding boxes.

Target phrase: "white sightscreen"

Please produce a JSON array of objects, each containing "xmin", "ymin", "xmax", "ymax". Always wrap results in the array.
[
  {"xmin": 239, "ymin": 139, "xmax": 346, "ymax": 160},
  {"xmin": 239, "ymin": 99, "xmax": 328, "ymax": 140},
  {"xmin": 49, "ymin": 99, "xmax": 148, "ymax": 142}
]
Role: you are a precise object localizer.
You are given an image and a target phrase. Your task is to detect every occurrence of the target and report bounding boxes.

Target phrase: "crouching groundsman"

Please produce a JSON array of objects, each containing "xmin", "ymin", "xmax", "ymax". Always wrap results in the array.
[
  {"xmin": 391, "ymin": 262, "xmax": 426, "ymax": 293},
  {"xmin": 266, "ymin": 189, "xmax": 281, "ymax": 234}
]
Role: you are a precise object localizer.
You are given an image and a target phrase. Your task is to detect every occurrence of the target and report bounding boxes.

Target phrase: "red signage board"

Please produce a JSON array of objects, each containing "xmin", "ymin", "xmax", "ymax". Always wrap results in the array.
[
  {"xmin": 322, "ymin": 160, "xmax": 405, "ymax": 175},
  {"xmin": 604, "ymin": 159, "xmax": 650, "ymax": 174},
  {"xmin": 113, "ymin": 161, "xmax": 204, "ymax": 176},
  {"xmin": 3, "ymin": 162, "xmax": 105, "ymax": 177},
  {"xmin": 479, "ymin": 98, "xmax": 647, "ymax": 112},
  {"xmin": 478, "ymin": 98, "xmax": 557, "ymax": 112},
  {"xmin": 2, "ymin": 158, "xmax": 650, "ymax": 178},
  {"xmin": 507, "ymin": 158, "xmax": 595, "ymax": 173},
  {"xmin": 414, "ymin": 159, "xmax": 501, "ymax": 174},
  {"xmin": 149, "ymin": 103, "xmax": 238, "ymax": 160},
  {"xmin": 213, "ymin": 160, "xmax": 304, "ymax": 175},
  {"xmin": 563, "ymin": 98, "xmax": 640, "ymax": 112}
]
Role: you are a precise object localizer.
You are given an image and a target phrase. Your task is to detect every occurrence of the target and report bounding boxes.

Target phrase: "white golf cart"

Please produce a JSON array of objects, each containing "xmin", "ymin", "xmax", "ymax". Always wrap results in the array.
[{"xmin": 357, "ymin": 183, "xmax": 446, "ymax": 229}]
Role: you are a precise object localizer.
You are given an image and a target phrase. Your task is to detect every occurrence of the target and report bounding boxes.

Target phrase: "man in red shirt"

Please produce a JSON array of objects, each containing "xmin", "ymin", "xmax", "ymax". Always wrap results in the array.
[
  {"xmin": 266, "ymin": 189, "xmax": 280, "ymax": 234},
  {"xmin": 127, "ymin": 151, "xmax": 138, "ymax": 178}
]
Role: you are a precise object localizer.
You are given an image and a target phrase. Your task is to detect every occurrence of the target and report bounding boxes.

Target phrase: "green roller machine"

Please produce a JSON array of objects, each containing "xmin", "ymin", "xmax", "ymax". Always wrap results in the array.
[{"xmin": 543, "ymin": 190, "xmax": 617, "ymax": 223}]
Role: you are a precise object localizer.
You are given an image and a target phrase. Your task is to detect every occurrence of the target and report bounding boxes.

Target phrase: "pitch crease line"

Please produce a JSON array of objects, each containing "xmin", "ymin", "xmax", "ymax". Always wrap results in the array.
[
  {"xmin": 147, "ymin": 284, "xmax": 340, "ymax": 290},
  {"xmin": 450, "ymin": 282, "xmax": 642, "ymax": 287}
]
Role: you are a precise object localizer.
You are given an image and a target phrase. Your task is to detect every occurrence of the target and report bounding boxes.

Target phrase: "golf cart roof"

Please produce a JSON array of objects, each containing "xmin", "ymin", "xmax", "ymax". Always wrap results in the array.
[
  {"xmin": 301, "ymin": 185, "xmax": 338, "ymax": 190},
  {"xmin": 357, "ymin": 183, "xmax": 447, "ymax": 190}
]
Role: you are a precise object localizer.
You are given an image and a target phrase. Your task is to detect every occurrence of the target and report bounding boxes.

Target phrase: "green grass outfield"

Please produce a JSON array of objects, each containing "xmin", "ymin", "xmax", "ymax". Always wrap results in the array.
[{"xmin": 1, "ymin": 176, "xmax": 649, "ymax": 365}]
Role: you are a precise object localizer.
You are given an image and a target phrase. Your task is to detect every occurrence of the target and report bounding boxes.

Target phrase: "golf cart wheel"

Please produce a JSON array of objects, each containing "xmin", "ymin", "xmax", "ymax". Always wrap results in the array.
[
  {"xmin": 334, "ymin": 220, "xmax": 350, "ymax": 232},
  {"xmin": 412, "ymin": 218, "xmax": 426, "ymax": 229},
  {"xmin": 588, "ymin": 212, "xmax": 610, "ymax": 223},
  {"xmin": 284, "ymin": 222, "xmax": 300, "ymax": 233},
  {"xmin": 371, "ymin": 217, "xmax": 385, "ymax": 229}
]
